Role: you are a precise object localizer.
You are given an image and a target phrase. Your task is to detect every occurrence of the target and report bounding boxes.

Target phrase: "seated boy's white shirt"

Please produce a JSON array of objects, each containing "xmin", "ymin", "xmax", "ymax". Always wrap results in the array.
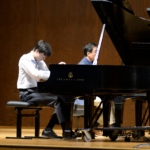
[
  {"xmin": 17, "ymin": 51, "xmax": 50, "ymax": 89},
  {"xmin": 74, "ymin": 96, "xmax": 102, "ymax": 107}
]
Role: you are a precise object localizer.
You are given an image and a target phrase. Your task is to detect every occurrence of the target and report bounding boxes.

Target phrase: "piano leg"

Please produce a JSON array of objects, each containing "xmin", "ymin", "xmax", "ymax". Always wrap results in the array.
[
  {"xmin": 149, "ymin": 101, "xmax": 150, "ymax": 134},
  {"xmin": 58, "ymin": 95, "xmax": 75, "ymax": 139},
  {"xmin": 114, "ymin": 102, "xmax": 125, "ymax": 135},
  {"xmin": 115, "ymin": 100, "xmax": 125, "ymax": 125},
  {"xmin": 134, "ymin": 99, "xmax": 144, "ymax": 139},
  {"xmin": 146, "ymin": 93, "xmax": 150, "ymax": 134},
  {"xmin": 135, "ymin": 100, "xmax": 143, "ymax": 126},
  {"xmin": 113, "ymin": 96, "xmax": 126, "ymax": 128},
  {"xmin": 84, "ymin": 95, "xmax": 95, "ymax": 139},
  {"xmin": 103, "ymin": 97, "xmax": 110, "ymax": 136}
]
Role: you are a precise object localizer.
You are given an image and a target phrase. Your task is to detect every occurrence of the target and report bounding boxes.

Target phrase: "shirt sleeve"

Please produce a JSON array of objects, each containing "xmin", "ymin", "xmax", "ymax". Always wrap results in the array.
[
  {"xmin": 40, "ymin": 60, "xmax": 50, "ymax": 80},
  {"xmin": 19, "ymin": 57, "xmax": 50, "ymax": 80}
]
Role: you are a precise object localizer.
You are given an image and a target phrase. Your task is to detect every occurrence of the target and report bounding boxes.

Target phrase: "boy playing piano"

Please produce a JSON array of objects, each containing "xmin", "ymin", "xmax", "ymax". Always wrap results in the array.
[{"xmin": 17, "ymin": 40, "xmax": 66, "ymax": 139}]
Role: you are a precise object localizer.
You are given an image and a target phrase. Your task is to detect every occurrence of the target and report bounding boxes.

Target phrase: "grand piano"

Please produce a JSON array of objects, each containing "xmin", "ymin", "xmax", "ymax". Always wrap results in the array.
[{"xmin": 38, "ymin": 0, "xmax": 150, "ymax": 141}]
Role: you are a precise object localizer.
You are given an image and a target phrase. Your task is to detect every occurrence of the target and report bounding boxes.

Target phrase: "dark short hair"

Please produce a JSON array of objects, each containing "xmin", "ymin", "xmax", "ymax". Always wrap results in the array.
[
  {"xmin": 33, "ymin": 40, "xmax": 52, "ymax": 57},
  {"xmin": 83, "ymin": 43, "xmax": 97, "ymax": 56}
]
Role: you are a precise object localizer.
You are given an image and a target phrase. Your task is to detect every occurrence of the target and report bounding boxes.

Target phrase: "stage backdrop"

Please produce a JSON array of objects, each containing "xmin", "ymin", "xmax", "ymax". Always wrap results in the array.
[{"xmin": 0, "ymin": 0, "xmax": 150, "ymax": 129}]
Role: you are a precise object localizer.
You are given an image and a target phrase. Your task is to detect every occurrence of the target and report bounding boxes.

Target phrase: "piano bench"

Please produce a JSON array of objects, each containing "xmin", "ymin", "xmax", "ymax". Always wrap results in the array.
[{"xmin": 6, "ymin": 101, "xmax": 49, "ymax": 139}]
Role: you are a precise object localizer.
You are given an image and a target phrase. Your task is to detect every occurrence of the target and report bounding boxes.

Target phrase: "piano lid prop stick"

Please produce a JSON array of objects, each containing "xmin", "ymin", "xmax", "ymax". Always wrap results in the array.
[{"xmin": 93, "ymin": 24, "xmax": 106, "ymax": 65}]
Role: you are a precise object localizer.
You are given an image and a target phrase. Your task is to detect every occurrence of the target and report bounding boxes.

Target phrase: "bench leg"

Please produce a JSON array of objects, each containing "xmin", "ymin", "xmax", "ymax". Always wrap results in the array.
[
  {"xmin": 25, "ymin": 109, "xmax": 41, "ymax": 138},
  {"xmin": 6, "ymin": 108, "xmax": 45, "ymax": 139},
  {"xmin": 6, "ymin": 109, "xmax": 31, "ymax": 139},
  {"xmin": 35, "ymin": 110, "xmax": 40, "ymax": 137},
  {"xmin": 17, "ymin": 109, "xmax": 21, "ymax": 137}
]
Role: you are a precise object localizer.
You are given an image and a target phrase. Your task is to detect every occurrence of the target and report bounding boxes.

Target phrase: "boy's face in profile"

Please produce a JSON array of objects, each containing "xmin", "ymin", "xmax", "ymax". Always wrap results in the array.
[{"xmin": 34, "ymin": 49, "xmax": 47, "ymax": 61}]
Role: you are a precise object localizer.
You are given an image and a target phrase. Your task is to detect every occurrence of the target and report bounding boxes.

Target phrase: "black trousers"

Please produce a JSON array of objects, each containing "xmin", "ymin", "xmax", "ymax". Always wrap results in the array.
[{"xmin": 19, "ymin": 88, "xmax": 65, "ymax": 124}]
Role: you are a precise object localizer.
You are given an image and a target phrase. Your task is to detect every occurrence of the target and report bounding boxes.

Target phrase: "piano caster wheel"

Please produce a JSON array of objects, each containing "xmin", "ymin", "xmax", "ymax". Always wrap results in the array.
[
  {"xmin": 82, "ymin": 131, "xmax": 91, "ymax": 142},
  {"xmin": 109, "ymin": 130, "xmax": 118, "ymax": 141},
  {"xmin": 132, "ymin": 130, "xmax": 143, "ymax": 140}
]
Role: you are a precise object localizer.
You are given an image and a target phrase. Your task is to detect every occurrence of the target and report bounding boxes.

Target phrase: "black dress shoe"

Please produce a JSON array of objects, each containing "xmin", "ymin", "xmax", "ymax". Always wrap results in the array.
[
  {"xmin": 42, "ymin": 129, "xmax": 62, "ymax": 139},
  {"xmin": 62, "ymin": 131, "xmax": 77, "ymax": 139}
]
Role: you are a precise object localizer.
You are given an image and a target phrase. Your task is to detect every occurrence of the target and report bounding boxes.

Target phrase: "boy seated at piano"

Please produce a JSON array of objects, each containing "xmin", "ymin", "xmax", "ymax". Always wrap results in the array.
[
  {"xmin": 74, "ymin": 43, "xmax": 116, "ymax": 136},
  {"xmin": 17, "ymin": 40, "xmax": 67, "ymax": 139}
]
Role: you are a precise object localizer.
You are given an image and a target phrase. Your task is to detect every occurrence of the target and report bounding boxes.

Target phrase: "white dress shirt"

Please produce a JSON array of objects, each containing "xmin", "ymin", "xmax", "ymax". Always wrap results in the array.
[{"xmin": 17, "ymin": 51, "xmax": 50, "ymax": 89}]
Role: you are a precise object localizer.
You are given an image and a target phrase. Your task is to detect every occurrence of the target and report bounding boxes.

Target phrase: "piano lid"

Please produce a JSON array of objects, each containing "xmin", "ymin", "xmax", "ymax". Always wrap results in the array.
[{"xmin": 91, "ymin": 0, "xmax": 150, "ymax": 66}]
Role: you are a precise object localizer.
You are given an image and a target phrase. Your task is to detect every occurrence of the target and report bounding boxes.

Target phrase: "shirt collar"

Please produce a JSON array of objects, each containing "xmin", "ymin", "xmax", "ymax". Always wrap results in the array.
[
  {"xmin": 29, "ymin": 51, "xmax": 38, "ymax": 64},
  {"xmin": 84, "ymin": 57, "xmax": 93, "ymax": 65},
  {"xmin": 29, "ymin": 51, "xmax": 35, "ymax": 60}
]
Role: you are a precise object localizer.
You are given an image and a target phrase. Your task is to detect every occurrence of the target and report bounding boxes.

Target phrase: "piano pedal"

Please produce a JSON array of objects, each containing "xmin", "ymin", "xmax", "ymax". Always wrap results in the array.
[{"xmin": 124, "ymin": 131, "xmax": 131, "ymax": 142}]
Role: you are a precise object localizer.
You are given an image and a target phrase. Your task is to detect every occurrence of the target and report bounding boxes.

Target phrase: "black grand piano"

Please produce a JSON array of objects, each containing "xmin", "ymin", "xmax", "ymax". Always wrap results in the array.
[{"xmin": 38, "ymin": 0, "xmax": 150, "ymax": 141}]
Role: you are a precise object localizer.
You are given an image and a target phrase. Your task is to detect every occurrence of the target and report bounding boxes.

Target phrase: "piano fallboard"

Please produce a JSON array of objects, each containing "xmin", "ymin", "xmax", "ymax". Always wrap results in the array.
[{"xmin": 38, "ymin": 64, "xmax": 150, "ymax": 96}]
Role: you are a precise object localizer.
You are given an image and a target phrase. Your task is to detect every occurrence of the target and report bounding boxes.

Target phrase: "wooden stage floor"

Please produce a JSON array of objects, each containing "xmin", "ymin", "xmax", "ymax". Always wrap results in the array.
[{"xmin": 0, "ymin": 126, "xmax": 150, "ymax": 150}]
